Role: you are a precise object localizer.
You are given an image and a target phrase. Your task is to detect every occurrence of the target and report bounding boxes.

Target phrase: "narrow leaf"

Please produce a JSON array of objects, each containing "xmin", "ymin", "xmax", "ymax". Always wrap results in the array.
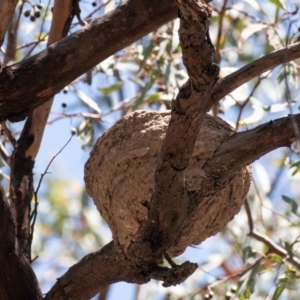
[
  {"xmin": 76, "ymin": 90, "xmax": 102, "ymax": 114},
  {"xmin": 269, "ymin": 0, "xmax": 286, "ymax": 10},
  {"xmin": 282, "ymin": 195, "xmax": 299, "ymax": 216},
  {"xmin": 100, "ymin": 81, "xmax": 123, "ymax": 95}
]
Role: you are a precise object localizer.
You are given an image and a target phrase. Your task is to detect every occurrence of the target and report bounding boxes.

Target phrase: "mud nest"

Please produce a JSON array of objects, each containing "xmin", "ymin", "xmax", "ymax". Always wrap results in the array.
[{"xmin": 85, "ymin": 111, "xmax": 251, "ymax": 257}]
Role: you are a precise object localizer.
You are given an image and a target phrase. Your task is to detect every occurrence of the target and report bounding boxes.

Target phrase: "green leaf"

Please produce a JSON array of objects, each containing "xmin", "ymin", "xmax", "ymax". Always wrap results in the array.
[
  {"xmin": 133, "ymin": 72, "xmax": 158, "ymax": 110},
  {"xmin": 271, "ymin": 268, "xmax": 300, "ymax": 300},
  {"xmin": 290, "ymin": 160, "xmax": 300, "ymax": 176},
  {"xmin": 242, "ymin": 246, "xmax": 256, "ymax": 263},
  {"xmin": 129, "ymin": 77, "xmax": 145, "ymax": 88},
  {"xmin": 268, "ymin": 254, "xmax": 283, "ymax": 264},
  {"xmin": 100, "ymin": 81, "xmax": 123, "ymax": 95},
  {"xmin": 163, "ymin": 60, "xmax": 171, "ymax": 93},
  {"xmin": 272, "ymin": 280, "xmax": 286, "ymax": 300},
  {"xmin": 282, "ymin": 195, "xmax": 299, "ymax": 216},
  {"xmin": 156, "ymin": 39, "xmax": 169, "ymax": 61},
  {"xmin": 81, "ymin": 189, "xmax": 90, "ymax": 207},
  {"xmin": 283, "ymin": 242, "xmax": 294, "ymax": 259},
  {"xmin": 147, "ymin": 93, "xmax": 160, "ymax": 103},
  {"xmin": 137, "ymin": 42, "xmax": 154, "ymax": 72},
  {"xmin": 269, "ymin": 0, "xmax": 286, "ymax": 10},
  {"xmin": 237, "ymin": 262, "xmax": 260, "ymax": 299}
]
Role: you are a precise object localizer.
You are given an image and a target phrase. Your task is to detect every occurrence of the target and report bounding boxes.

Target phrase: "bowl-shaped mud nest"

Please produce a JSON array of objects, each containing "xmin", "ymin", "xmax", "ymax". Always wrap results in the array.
[{"xmin": 85, "ymin": 111, "xmax": 251, "ymax": 257}]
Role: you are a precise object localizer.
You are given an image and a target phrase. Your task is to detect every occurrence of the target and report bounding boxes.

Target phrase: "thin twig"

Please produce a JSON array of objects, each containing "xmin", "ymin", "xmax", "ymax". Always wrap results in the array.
[
  {"xmin": 1, "ymin": 121, "xmax": 16, "ymax": 146},
  {"xmin": 214, "ymin": 0, "xmax": 228, "ymax": 64},
  {"xmin": 29, "ymin": 133, "xmax": 75, "ymax": 261},
  {"xmin": 235, "ymin": 75, "xmax": 267, "ymax": 129},
  {"xmin": 209, "ymin": 256, "xmax": 265, "ymax": 288},
  {"xmin": 0, "ymin": 139, "xmax": 10, "ymax": 165},
  {"xmin": 47, "ymin": 94, "xmax": 136, "ymax": 125},
  {"xmin": 164, "ymin": 253, "xmax": 177, "ymax": 268},
  {"xmin": 48, "ymin": 112, "xmax": 102, "ymax": 125},
  {"xmin": 244, "ymin": 199, "xmax": 254, "ymax": 232},
  {"xmin": 71, "ymin": 0, "xmax": 113, "ymax": 28},
  {"xmin": 244, "ymin": 199, "xmax": 300, "ymax": 270},
  {"xmin": 97, "ymin": 285, "xmax": 110, "ymax": 300}
]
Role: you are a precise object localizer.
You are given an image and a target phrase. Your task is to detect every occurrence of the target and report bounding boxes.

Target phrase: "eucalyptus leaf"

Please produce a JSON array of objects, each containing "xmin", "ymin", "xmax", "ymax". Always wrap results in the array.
[{"xmin": 76, "ymin": 90, "xmax": 102, "ymax": 114}]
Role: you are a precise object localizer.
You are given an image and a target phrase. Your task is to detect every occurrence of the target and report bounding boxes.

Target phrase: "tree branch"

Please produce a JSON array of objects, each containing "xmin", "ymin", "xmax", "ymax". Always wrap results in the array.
[
  {"xmin": 44, "ymin": 242, "xmax": 147, "ymax": 300},
  {"xmin": 3, "ymin": 4, "xmax": 21, "ymax": 66},
  {"xmin": 204, "ymin": 113, "xmax": 300, "ymax": 178},
  {"xmin": 211, "ymin": 41, "xmax": 300, "ymax": 107},
  {"xmin": 0, "ymin": 183, "xmax": 42, "ymax": 299},
  {"xmin": 127, "ymin": 0, "xmax": 219, "ymax": 264},
  {"xmin": 0, "ymin": 0, "xmax": 18, "ymax": 46},
  {"xmin": 0, "ymin": 0, "xmax": 177, "ymax": 122}
]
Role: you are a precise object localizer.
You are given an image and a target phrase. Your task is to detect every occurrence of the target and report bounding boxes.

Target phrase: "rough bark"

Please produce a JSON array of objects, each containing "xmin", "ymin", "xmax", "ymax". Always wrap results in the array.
[{"xmin": 0, "ymin": 0, "xmax": 177, "ymax": 122}]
